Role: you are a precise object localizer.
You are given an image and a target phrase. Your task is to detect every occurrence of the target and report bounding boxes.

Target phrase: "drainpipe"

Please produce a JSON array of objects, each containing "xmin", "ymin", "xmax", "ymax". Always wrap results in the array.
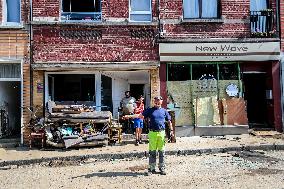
[
  {"xmin": 29, "ymin": 0, "xmax": 33, "ymax": 120},
  {"xmin": 277, "ymin": 0, "xmax": 284, "ymax": 132},
  {"xmin": 277, "ymin": 0, "xmax": 284, "ymax": 131},
  {"xmin": 157, "ymin": 0, "xmax": 161, "ymax": 35}
]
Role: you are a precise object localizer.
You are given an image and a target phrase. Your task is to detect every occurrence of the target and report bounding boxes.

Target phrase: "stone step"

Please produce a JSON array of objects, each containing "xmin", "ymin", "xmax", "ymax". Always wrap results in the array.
[{"xmin": 0, "ymin": 138, "xmax": 21, "ymax": 148}]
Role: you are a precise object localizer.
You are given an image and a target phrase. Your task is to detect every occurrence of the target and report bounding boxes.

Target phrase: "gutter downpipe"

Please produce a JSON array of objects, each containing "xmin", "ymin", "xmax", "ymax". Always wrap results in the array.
[
  {"xmin": 276, "ymin": 0, "xmax": 284, "ymax": 132},
  {"xmin": 29, "ymin": 0, "xmax": 33, "ymax": 126}
]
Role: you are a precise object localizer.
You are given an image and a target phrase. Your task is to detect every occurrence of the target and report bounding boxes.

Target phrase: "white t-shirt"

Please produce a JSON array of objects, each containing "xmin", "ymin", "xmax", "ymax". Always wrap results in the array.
[{"xmin": 121, "ymin": 96, "xmax": 136, "ymax": 115}]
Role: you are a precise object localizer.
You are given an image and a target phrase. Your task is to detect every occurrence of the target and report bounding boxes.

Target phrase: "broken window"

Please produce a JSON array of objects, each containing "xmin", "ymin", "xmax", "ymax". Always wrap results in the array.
[
  {"xmin": 130, "ymin": 0, "xmax": 152, "ymax": 22},
  {"xmin": 61, "ymin": 0, "xmax": 102, "ymax": 21},
  {"xmin": 3, "ymin": 0, "xmax": 21, "ymax": 24}
]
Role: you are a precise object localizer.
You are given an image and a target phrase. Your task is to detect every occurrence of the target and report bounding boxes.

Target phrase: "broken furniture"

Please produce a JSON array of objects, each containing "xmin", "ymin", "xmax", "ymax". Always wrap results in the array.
[
  {"xmin": 47, "ymin": 104, "xmax": 113, "ymax": 148},
  {"xmin": 29, "ymin": 131, "xmax": 46, "ymax": 148},
  {"xmin": 107, "ymin": 121, "xmax": 122, "ymax": 143}
]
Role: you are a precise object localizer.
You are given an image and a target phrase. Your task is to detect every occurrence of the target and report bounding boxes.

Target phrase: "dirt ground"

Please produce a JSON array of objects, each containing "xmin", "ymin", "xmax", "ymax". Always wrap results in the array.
[{"xmin": 1, "ymin": 150, "xmax": 284, "ymax": 189}]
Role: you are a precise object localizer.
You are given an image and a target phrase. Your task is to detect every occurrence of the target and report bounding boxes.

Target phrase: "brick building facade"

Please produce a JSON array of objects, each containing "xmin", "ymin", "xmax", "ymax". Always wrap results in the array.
[
  {"xmin": 27, "ymin": 0, "xmax": 160, "ymax": 143},
  {"xmin": 0, "ymin": 0, "xmax": 29, "ymax": 142},
  {"xmin": 158, "ymin": 0, "xmax": 282, "ymax": 134},
  {"xmin": 1, "ymin": 0, "xmax": 283, "ymax": 144}
]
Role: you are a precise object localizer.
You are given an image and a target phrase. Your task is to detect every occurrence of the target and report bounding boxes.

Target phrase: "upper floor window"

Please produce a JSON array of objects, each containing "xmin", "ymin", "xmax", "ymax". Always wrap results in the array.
[
  {"xmin": 129, "ymin": 0, "xmax": 152, "ymax": 22},
  {"xmin": 250, "ymin": 0, "xmax": 267, "ymax": 11},
  {"xmin": 2, "ymin": 0, "xmax": 21, "ymax": 25},
  {"xmin": 61, "ymin": 0, "xmax": 102, "ymax": 22},
  {"xmin": 183, "ymin": 0, "xmax": 220, "ymax": 19}
]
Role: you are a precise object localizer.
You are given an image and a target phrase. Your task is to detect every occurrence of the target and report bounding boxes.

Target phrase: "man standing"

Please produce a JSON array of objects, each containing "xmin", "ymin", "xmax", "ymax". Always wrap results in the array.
[
  {"xmin": 120, "ymin": 91, "xmax": 136, "ymax": 133},
  {"xmin": 120, "ymin": 91, "xmax": 136, "ymax": 116},
  {"xmin": 139, "ymin": 96, "xmax": 174, "ymax": 175}
]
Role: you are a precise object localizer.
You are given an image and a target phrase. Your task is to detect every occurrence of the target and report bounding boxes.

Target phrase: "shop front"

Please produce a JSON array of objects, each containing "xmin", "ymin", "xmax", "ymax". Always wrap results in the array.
[
  {"xmin": 160, "ymin": 41, "xmax": 282, "ymax": 135},
  {"xmin": 27, "ymin": 62, "xmax": 161, "ymax": 146}
]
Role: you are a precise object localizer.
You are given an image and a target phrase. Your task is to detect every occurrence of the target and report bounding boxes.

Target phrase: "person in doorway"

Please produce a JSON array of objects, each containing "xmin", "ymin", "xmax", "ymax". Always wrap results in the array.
[
  {"xmin": 120, "ymin": 91, "xmax": 136, "ymax": 115},
  {"xmin": 133, "ymin": 95, "xmax": 145, "ymax": 146},
  {"xmin": 120, "ymin": 91, "xmax": 136, "ymax": 133},
  {"xmin": 138, "ymin": 96, "xmax": 174, "ymax": 175}
]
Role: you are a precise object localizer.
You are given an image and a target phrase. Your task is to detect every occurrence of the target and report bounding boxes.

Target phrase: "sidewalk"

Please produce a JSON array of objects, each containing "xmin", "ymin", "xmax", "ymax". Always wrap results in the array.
[{"xmin": 0, "ymin": 133, "xmax": 284, "ymax": 167}]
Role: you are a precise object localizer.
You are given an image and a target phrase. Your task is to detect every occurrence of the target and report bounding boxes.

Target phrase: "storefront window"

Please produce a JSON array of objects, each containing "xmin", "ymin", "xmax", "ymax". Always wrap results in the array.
[
  {"xmin": 166, "ymin": 63, "xmax": 242, "ymax": 126},
  {"xmin": 192, "ymin": 64, "xmax": 217, "ymax": 80},
  {"xmin": 167, "ymin": 64, "xmax": 192, "ymax": 126},
  {"xmin": 219, "ymin": 64, "xmax": 238, "ymax": 80},
  {"xmin": 191, "ymin": 64, "xmax": 219, "ymax": 126},
  {"xmin": 167, "ymin": 64, "xmax": 190, "ymax": 81}
]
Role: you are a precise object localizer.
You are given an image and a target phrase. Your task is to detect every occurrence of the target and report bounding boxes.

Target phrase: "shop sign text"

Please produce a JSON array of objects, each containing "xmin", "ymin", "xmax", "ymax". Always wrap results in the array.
[{"xmin": 196, "ymin": 45, "xmax": 248, "ymax": 52}]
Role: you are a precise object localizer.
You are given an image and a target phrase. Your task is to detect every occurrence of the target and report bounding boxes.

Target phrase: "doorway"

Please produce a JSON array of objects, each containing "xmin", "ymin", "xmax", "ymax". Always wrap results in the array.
[
  {"xmin": 0, "ymin": 81, "xmax": 21, "ymax": 137},
  {"xmin": 243, "ymin": 73, "xmax": 270, "ymax": 128},
  {"xmin": 130, "ymin": 84, "xmax": 145, "ymax": 100}
]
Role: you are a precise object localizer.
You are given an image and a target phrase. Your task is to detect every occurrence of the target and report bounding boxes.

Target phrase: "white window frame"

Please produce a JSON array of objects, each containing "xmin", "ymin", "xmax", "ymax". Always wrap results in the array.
[
  {"xmin": 182, "ymin": 0, "xmax": 220, "ymax": 19},
  {"xmin": 129, "ymin": 0, "xmax": 152, "ymax": 22},
  {"xmin": 60, "ymin": 0, "xmax": 102, "ymax": 22},
  {"xmin": 1, "ymin": 0, "xmax": 22, "ymax": 26}
]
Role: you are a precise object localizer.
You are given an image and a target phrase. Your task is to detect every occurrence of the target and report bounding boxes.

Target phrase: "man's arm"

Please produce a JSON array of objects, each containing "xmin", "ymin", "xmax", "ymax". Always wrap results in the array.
[{"xmin": 122, "ymin": 113, "xmax": 144, "ymax": 119}]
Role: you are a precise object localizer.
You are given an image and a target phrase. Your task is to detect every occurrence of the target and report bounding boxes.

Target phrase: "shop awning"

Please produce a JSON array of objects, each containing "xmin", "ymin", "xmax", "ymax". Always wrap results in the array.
[{"xmin": 32, "ymin": 61, "xmax": 159, "ymax": 71}]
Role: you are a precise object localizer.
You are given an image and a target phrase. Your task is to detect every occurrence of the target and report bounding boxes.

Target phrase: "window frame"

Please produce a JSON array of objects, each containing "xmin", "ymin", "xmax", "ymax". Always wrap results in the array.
[
  {"xmin": 129, "ymin": 0, "xmax": 152, "ymax": 22},
  {"xmin": 60, "ymin": 0, "xmax": 102, "ymax": 22},
  {"xmin": 1, "ymin": 0, "xmax": 22, "ymax": 26},
  {"xmin": 182, "ymin": 0, "xmax": 221, "ymax": 19}
]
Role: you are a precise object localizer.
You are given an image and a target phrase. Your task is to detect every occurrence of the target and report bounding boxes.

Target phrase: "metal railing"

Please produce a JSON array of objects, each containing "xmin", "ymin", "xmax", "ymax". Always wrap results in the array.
[
  {"xmin": 250, "ymin": 10, "xmax": 276, "ymax": 38},
  {"xmin": 61, "ymin": 12, "xmax": 102, "ymax": 22}
]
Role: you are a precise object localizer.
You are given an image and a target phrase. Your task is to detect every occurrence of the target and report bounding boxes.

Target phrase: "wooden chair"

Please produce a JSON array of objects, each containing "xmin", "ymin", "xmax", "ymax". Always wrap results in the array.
[{"xmin": 29, "ymin": 131, "xmax": 46, "ymax": 148}]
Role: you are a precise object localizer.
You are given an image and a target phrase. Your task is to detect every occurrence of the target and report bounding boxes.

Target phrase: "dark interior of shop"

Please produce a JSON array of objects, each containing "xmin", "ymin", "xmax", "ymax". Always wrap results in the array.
[
  {"xmin": 50, "ymin": 74, "xmax": 95, "ymax": 101},
  {"xmin": 243, "ymin": 73, "xmax": 271, "ymax": 128}
]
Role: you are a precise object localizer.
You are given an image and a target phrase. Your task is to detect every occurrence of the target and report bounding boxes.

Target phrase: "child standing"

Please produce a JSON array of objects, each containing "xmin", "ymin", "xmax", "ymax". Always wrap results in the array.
[{"xmin": 133, "ymin": 95, "xmax": 144, "ymax": 145}]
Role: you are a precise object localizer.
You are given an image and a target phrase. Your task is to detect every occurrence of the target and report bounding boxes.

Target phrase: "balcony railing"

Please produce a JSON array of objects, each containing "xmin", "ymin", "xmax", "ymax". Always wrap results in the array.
[
  {"xmin": 250, "ymin": 10, "xmax": 276, "ymax": 38},
  {"xmin": 61, "ymin": 12, "xmax": 102, "ymax": 22}
]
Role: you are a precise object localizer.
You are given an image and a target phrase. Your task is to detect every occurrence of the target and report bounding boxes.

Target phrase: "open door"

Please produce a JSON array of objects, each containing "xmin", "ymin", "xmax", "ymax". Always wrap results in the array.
[{"xmin": 243, "ymin": 73, "xmax": 271, "ymax": 128}]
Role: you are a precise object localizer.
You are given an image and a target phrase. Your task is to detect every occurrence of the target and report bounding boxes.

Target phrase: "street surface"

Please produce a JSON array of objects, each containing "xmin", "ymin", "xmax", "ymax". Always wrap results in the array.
[{"xmin": 1, "ymin": 150, "xmax": 284, "ymax": 189}]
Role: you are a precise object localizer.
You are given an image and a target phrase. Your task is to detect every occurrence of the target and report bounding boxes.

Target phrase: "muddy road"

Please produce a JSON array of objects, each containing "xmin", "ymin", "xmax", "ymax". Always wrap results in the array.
[{"xmin": 1, "ymin": 150, "xmax": 284, "ymax": 189}]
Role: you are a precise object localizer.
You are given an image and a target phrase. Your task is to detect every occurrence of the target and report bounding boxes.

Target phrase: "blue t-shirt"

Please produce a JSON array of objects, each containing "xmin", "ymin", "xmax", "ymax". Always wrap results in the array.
[{"xmin": 142, "ymin": 107, "xmax": 171, "ymax": 130}]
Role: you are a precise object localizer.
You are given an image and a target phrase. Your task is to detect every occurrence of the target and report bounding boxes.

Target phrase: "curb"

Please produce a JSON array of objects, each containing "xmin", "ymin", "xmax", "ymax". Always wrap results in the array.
[{"xmin": 1, "ymin": 144, "xmax": 284, "ymax": 167}]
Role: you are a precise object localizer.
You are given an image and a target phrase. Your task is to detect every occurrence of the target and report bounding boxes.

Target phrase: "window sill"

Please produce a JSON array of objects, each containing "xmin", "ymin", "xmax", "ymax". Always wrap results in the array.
[
  {"xmin": 31, "ymin": 20, "xmax": 158, "ymax": 26},
  {"xmin": 181, "ymin": 18, "xmax": 224, "ymax": 23},
  {"xmin": 0, "ymin": 24, "xmax": 24, "ymax": 29}
]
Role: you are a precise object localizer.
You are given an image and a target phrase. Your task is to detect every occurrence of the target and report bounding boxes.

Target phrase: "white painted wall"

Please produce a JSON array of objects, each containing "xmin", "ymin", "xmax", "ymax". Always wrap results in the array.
[{"xmin": 112, "ymin": 77, "xmax": 129, "ymax": 119}]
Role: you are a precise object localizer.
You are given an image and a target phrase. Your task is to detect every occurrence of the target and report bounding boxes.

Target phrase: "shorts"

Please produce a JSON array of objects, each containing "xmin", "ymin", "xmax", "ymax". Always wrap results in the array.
[{"xmin": 133, "ymin": 118, "xmax": 143, "ymax": 129}]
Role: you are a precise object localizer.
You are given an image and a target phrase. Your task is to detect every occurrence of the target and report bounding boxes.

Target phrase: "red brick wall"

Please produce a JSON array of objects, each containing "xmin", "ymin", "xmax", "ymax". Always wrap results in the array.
[
  {"xmin": 22, "ymin": 0, "xmax": 31, "ymax": 22},
  {"xmin": 33, "ymin": 25, "xmax": 158, "ymax": 62},
  {"xmin": 159, "ymin": 0, "xmax": 278, "ymax": 39},
  {"xmin": 160, "ymin": 0, "xmax": 250, "ymax": 38},
  {"xmin": 280, "ymin": 0, "xmax": 284, "ymax": 51},
  {"xmin": 32, "ymin": 0, "xmax": 60, "ymax": 17}
]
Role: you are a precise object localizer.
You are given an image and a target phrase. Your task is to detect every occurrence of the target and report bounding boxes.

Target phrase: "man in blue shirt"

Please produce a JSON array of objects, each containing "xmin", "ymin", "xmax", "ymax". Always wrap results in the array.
[{"xmin": 139, "ymin": 96, "xmax": 174, "ymax": 175}]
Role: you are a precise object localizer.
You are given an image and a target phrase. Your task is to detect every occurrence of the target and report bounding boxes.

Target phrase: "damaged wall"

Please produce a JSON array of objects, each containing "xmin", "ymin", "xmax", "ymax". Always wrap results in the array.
[{"xmin": 150, "ymin": 68, "xmax": 160, "ymax": 106}]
